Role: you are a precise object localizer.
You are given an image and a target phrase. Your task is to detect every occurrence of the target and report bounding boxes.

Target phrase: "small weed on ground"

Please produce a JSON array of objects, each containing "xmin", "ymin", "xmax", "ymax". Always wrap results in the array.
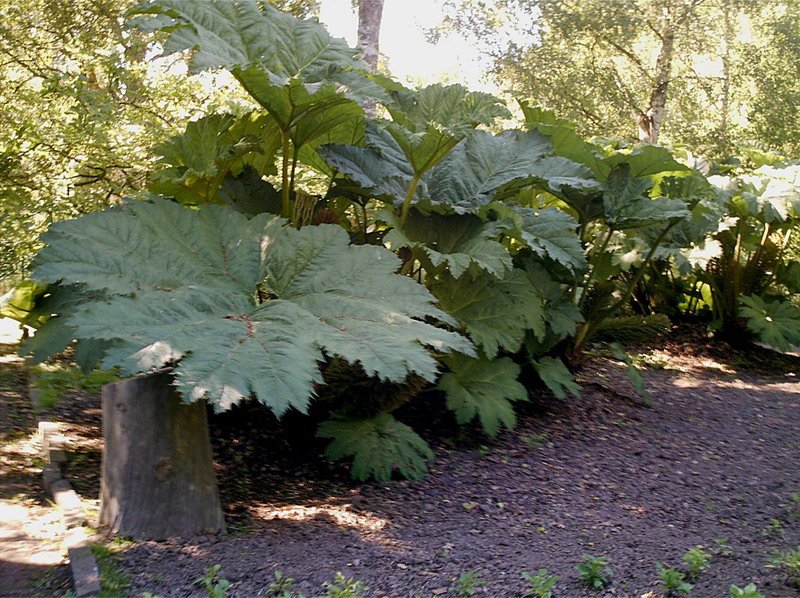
[
  {"xmin": 729, "ymin": 583, "xmax": 764, "ymax": 597},
  {"xmin": 323, "ymin": 573, "xmax": 366, "ymax": 598},
  {"xmin": 576, "ymin": 555, "xmax": 612, "ymax": 590},
  {"xmin": 455, "ymin": 571, "xmax": 486, "ymax": 596},
  {"xmin": 713, "ymin": 536, "xmax": 734, "ymax": 556},
  {"xmin": 523, "ymin": 433, "xmax": 549, "ymax": 448},
  {"xmin": 90, "ymin": 540, "xmax": 132, "ymax": 598},
  {"xmin": 762, "ymin": 518, "xmax": 785, "ymax": 538},
  {"xmin": 267, "ymin": 570, "xmax": 297, "ymax": 597},
  {"xmin": 682, "ymin": 545, "xmax": 711, "ymax": 578},
  {"xmin": 768, "ymin": 547, "xmax": 800, "ymax": 586},
  {"xmin": 782, "ymin": 492, "xmax": 800, "ymax": 521},
  {"xmin": 195, "ymin": 564, "xmax": 230, "ymax": 598},
  {"xmin": 657, "ymin": 563, "xmax": 693, "ymax": 595},
  {"xmin": 521, "ymin": 568, "xmax": 557, "ymax": 598}
]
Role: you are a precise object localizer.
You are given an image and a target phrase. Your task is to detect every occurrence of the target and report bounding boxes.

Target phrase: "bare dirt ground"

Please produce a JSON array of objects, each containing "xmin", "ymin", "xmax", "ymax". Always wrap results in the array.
[
  {"xmin": 2, "ymin": 330, "xmax": 800, "ymax": 597},
  {"xmin": 0, "ymin": 344, "xmax": 71, "ymax": 597}
]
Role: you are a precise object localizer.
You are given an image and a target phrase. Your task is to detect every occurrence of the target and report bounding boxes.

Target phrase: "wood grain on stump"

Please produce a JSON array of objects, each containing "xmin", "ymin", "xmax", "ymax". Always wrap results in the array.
[{"xmin": 99, "ymin": 371, "xmax": 225, "ymax": 540}]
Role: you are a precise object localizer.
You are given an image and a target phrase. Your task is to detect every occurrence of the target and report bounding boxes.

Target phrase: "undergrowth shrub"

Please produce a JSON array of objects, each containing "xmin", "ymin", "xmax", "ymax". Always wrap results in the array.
[{"xmin": 6, "ymin": 0, "xmax": 797, "ymax": 483}]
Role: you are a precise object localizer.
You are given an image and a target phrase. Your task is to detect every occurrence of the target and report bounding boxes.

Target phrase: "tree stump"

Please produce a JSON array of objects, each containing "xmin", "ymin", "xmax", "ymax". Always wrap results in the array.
[{"xmin": 99, "ymin": 370, "xmax": 225, "ymax": 540}]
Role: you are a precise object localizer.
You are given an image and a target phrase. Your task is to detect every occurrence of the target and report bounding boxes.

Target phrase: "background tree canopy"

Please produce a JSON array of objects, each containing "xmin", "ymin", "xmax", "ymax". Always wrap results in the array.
[
  {"xmin": 2, "ymin": 0, "xmax": 799, "ymax": 288},
  {"xmin": 437, "ymin": 0, "xmax": 800, "ymax": 157},
  {"xmin": 0, "ymin": 0, "xmax": 318, "ymax": 286}
]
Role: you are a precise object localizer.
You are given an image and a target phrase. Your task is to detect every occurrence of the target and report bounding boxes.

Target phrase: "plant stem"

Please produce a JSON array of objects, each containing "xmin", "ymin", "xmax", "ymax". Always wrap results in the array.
[
  {"xmin": 281, "ymin": 133, "xmax": 292, "ymax": 218},
  {"xmin": 573, "ymin": 220, "xmax": 679, "ymax": 356},
  {"xmin": 400, "ymin": 174, "xmax": 421, "ymax": 226},
  {"xmin": 578, "ymin": 227, "xmax": 615, "ymax": 302}
]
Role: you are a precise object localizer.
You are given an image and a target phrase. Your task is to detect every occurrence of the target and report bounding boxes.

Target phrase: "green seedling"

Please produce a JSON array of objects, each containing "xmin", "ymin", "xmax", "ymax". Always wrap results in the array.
[
  {"xmin": 762, "ymin": 518, "xmax": 785, "ymax": 538},
  {"xmin": 713, "ymin": 536, "xmax": 734, "ymax": 557},
  {"xmin": 576, "ymin": 555, "xmax": 612, "ymax": 590},
  {"xmin": 521, "ymin": 568, "xmax": 558, "ymax": 598},
  {"xmin": 768, "ymin": 547, "xmax": 800, "ymax": 586},
  {"xmin": 682, "ymin": 546, "xmax": 711, "ymax": 578},
  {"xmin": 783, "ymin": 492, "xmax": 800, "ymax": 521},
  {"xmin": 267, "ymin": 570, "xmax": 297, "ymax": 597},
  {"xmin": 456, "ymin": 571, "xmax": 486, "ymax": 596},
  {"xmin": 657, "ymin": 563, "xmax": 693, "ymax": 595},
  {"xmin": 195, "ymin": 565, "xmax": 230, "ymax": 598},
  {"xmin": 729, "ymin": 583, "xmax": 764, "ymax": 597},
  {"xmin": 323, "ymin": 573, "xmax": 366, "ymax": 598},
  {"xmin": 523, "ymin": 434, "xmax": 549, "ymax": 448}
]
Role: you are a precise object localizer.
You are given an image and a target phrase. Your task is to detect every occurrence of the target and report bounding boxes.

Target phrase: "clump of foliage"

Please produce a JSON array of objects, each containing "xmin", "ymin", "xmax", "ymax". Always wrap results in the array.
[
  {"xmin": 729, "ymin": 583, "xmax": 764, "ymax": 598},
  {"xmin": 769, "ymin": 547, "xmax": 800, "ymax": 586},
  {"xmin": 456, "ymin": 571, "xmax": 487, "ymax": 596},
  {"xmin": 322, "ymin": 573, "xmax": 366, "ymax": 598},
  {"xmin": 521, "ymin": 568, "xmax": 558, "ymax": 598},
  {"xmin": 31, "ymin": 364, "xmax": 118, "ymax": 411},
  {"xmin": 16, "ymin": 0, "xmax": 789, "ymax": 484},
  {"xmin": 682, "ymin": 545, "xmax": 711, "ymax": 578},
  {"xmin": 195, "ymin": 565, "xmax": 231, "ymax": 598},
  {"xmin": 575, "ymin": 555, "xmax": 612, "ymax": 590},
  {"xmin": 705, "ymin": 165, "xmax": 800, "ymax": 349},
  {"xmin": 657, "ymin": 563, "xmax": 693, "ymax": 596}
]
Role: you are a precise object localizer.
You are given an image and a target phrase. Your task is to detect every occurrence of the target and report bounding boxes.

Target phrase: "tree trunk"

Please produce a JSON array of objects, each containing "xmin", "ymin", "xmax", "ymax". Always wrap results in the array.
[
  {"xmin": 645, "ymin": 27, "xmax": 675, "ymax": 144},
  {"xmin": 99, "ymin": 371, "xmax": 225, "ymax": 540},
  {"xmin": 357, "ymin": 0, "xmax": 384, "ymax": 72},
  {"xmin": 357, "ymin": 0, "xmax": 384, "ymax": 116}
]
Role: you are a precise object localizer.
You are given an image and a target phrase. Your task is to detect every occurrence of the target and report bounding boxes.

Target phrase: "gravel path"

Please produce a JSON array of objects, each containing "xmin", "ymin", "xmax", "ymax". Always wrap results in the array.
[
  {"xmin": 117, "ymin": 336, "xmax": 800, "ymax": 597},
  {"xmin": 4, "ymin": 333, "xmax": 800, "ymax": 597}
]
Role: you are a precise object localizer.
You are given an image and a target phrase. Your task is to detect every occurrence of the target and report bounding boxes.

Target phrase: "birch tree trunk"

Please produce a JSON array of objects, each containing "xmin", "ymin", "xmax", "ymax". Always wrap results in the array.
[
  {"xmin": 357, "ymin": 0, "xmax": 384, "ymax": 116},
  {"xmin": 635, "ymin": 21, "xmax": 675, "ymax": 144},
  {"xmin": 357, "ymin": 0, "xmax": 384, "ymax": 72}
]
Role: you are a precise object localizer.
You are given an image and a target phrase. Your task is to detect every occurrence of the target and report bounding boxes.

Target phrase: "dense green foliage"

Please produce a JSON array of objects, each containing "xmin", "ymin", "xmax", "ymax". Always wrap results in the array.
[
  {"xmin": 11, "ymin": 0, "xmax": 800, "ymax": 481},
  {"xmin": 0, "ymin": 0, "xmax": 319, "ymax": 285},
  {"xmin": 437, "ymin": 0, "xmax": 800, "ymax": 156}
]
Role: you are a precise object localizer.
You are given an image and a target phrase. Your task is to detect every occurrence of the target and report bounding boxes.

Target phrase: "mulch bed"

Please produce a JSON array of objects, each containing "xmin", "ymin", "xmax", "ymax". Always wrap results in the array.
[{"xmin": 22, "ymin": 331, "xmax": 800, "ymax": 597}]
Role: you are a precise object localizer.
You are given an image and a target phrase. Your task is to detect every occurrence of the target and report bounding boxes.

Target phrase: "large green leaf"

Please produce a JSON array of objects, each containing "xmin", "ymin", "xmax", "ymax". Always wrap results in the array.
[
  {"xmin": 318, "ymin": 413, "xmax": 434, "ymax": 481},
  {"xmin": 381, "ymin": 209, "xmax": 511, "ymax": 279},
  {"xmin": 520, "ymin": 102, "xmax": 607, "ymax": 178},
  {"xmin": 523, "ymin": 262, "xmax": 584, "ymax": 339},
  {"xmin": 129, "ymin": 0, "xmax": 386, "ymax": 127},
  {"xmin": 740, "ymin": 295, "xmax": 800, "ymax": 352},
  {"xmin": 149, "ymin": 113, "xmax": 280, "ymax": 207},
  {"xmin": 487, "ymin": 203, "xmax": 586, "ymax": 273},
  {"xmin": 426, "ymin": 130, "xmax": 599, "ymax": 213},
  {"xmin": 216, "ymin": 166, "xmax": 282, "ymax": 216},
  {"xmin": 29, "ymin": 198, "xmax": 472, "ymax": 414},
  {"xmin": 438, "ymin": 353, "xmax": 526, "ymax": 436},
  {"xmin": 605, "ymin": 144, "xmax": 689, "ymax": 178},
  {"xmin": 533, "ymin": 356, "xmax": 580, "ymax": 399},
  {"xmin": 603, "ymin": 165, "xmax": 690, "ymax": 229},
  {"xmin": 431, "ymin": 269, "xmax": 545, "ymax": 357},
  {"xmin": 387, "ymin": 83, "xmax": 509, "ymax": 136},
  {"xmin": 318, "ymin": 122, "xmax": 415, "ymax": 204}
]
